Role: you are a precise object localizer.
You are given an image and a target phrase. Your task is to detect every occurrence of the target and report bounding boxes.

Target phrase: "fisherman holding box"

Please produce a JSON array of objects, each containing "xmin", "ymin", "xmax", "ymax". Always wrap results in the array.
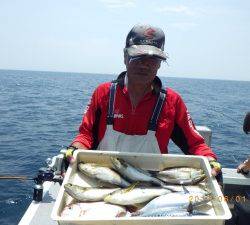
[
  {"xmin": 66, "ymin": 24, "xmax": 222, "ymax": 178},
  {"xmin": 237, "ymin": 112, "xmax": 250, "ymax": 174},
  {"xmin": 226, "ymin": 112, "xmax": 250, "ymax": 225}
]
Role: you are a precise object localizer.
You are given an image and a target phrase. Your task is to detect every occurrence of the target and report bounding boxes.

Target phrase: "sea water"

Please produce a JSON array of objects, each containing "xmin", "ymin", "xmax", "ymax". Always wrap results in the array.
[{"xmin": 0, "ymin": 69, "xmax": 249, "ymax": 224}]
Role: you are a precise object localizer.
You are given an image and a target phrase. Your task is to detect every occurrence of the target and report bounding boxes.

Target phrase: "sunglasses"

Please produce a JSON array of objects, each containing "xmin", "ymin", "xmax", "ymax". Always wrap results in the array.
[{"xmin": 128, "ymin": 56, "xmax": 162, "ymax": 65}]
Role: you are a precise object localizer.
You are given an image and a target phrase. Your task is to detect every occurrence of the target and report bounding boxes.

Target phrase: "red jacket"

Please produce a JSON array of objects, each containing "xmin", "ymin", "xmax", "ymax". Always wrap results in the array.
[{"xmin": 72, "ymin": 73, "xmax": 217, "ymax": 159}]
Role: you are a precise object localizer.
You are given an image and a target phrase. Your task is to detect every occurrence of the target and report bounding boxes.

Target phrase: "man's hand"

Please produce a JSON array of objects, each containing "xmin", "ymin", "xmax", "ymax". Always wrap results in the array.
[
  {"xmin": 209, "ymin": 160, "xmax": 222, "ymax": 177},
  {"xmin": 237, "ymin": 159, "xmax": 250, "ymax": 174},
  {"xmin": 207, "ymin": 157, "xmax": 223, "ymax": 187},
  {"xmin": 62, "ymin": 143, "xmax": 89, "ymax": 176},
  {"xmin": 61, "ymin": 146, "xmax": 78, "ymax": 177},
  {"xmin": 65, "ymin": 146, "xmax": 77, "ymax": 164},
  {"xmin": 65, "ymin": 146, "xmax": 77, "ymax": 165},
  {"xmin": 206, "ymin": 157, "xmax": 221, "ymax": 177}
]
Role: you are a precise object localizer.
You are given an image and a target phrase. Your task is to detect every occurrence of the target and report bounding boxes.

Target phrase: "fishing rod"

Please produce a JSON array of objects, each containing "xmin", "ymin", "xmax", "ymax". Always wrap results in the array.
[
  {"xmin": 205, "ymin": 105, "xmax": 243, "ymax": 125},
  {"xmin": 0, "ymin": 152, "xmax": 66, "ymax": 202},
  {"xmin": 191, "ymin": 97, "xmax": 244, "ymax": 126},
  {"xmin": 0, "ymin": 175, "xmax": 34, "ymax": 180},
  {"xmin": 212, "ymin": 112, "xmax": 250, "ymax": 166}
]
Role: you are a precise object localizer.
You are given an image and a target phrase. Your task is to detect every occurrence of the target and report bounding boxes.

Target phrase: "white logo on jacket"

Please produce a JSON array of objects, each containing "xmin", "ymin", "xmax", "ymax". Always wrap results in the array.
[
  {"xmin": 187, "ymin": 111, "xmax": 203, "ymax": 138},
  {"xmin": 83, "ymin": 98, "xmax": 91, "ymax": 114},
  {"xmin": 114, "ymin": 113, "xmax": 124, "ymax": 119}
]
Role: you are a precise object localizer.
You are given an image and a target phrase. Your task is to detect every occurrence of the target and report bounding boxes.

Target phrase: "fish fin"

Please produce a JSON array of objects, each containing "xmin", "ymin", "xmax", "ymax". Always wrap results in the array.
[
  {"xmin": 146, "ymin": 170, "xmax": 158, "ymax": 177},
  {"xmin": 182, "ymin": 185, "xmax": 189, "ymax": 194},
  {"xmin": 187, "ymin": 202, "xmax": 193, "ymax": 214},
  {"xmin": 124, "ymin": 181, "xmax": 139, "ymax": 193}
]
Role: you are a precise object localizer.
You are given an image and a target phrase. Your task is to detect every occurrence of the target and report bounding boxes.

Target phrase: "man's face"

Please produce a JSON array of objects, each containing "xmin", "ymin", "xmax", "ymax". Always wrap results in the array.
[{"xmin": 125, "ymin": 55, "xmax": 161, "ymax": 85}]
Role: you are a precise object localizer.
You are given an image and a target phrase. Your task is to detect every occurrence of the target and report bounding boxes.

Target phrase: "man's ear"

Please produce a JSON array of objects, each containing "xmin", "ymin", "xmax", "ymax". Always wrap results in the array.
[
  {"xmin": 123, "ymin": 49, "xmax": 128, "ymax": 65},
  {"xmin": 243, "ymin": 112, "xmax": 250, "ymax": 134},
  {"xmin": 123, "ymin": 55, "xmax": 126, "ymax": 65}
]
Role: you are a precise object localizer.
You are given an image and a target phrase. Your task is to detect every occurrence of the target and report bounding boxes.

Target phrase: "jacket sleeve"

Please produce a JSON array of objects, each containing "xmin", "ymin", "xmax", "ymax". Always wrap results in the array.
[
  {"xmin": 171, "ymin": 95, "xmax": 217, "ymax": 159},
  {"xmin": 71, "ymin": 87, "xmax": 101, "ymax": 149}
]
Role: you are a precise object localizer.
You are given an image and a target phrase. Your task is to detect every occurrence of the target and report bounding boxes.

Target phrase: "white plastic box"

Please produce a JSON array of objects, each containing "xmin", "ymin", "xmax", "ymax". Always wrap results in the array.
[{"xmin": 51, "ymin": 150, "xmax": 231, "ymax": 225}]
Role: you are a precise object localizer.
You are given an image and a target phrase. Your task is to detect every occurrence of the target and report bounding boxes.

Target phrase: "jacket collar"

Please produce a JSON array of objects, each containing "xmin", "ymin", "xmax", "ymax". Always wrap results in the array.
[{"xmin": 115, "ymin": 71, "xmax": 162, "ymax": 95}]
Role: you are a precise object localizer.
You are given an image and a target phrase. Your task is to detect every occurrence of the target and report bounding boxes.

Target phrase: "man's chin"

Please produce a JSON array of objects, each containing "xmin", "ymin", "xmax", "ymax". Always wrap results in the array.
[
  {"xmin": 127, "ymin": 72, "xmax": 156, "ymax": 84},
  {"xmin": 129, "ymin": 77, "xmax": 153, "ymax": 86},
  {"xmin": 133, "ymin": 72, "xmax": 152, "ymax": 77}
]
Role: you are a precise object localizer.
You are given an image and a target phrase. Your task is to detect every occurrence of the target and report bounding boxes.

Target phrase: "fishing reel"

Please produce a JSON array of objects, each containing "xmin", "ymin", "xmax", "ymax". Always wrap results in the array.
[{"xmin": 33, "ymin": 152, "xmax": 66, "ymax": 202}]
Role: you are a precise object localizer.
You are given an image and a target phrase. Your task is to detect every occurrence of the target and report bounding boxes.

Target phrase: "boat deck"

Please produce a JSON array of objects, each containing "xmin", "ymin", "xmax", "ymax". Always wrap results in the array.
[
  {"xmin": 18, "ymin": 168, "xmax": 250, "ymax": 225},
  {"xmin": 18, "ymin": 182, "xmax": 59, "ymax": 225}
]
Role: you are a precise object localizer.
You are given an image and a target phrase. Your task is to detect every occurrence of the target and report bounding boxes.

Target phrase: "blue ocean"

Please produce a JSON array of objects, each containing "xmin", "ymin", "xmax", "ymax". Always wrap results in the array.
[{"xmin": 0, "ymin": 69, "xmax": 249, "ymax": 225}]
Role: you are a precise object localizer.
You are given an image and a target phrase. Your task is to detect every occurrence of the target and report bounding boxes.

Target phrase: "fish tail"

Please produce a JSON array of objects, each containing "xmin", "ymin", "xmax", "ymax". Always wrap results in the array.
[
  {"xmin": 193, "ymin": 194, "xmax": 213, "ymax": 207},
  {"xmin": 131, "ymin": 211, "xmax": 140, "ymax": 217},
  {"xmin": 192, "ymin": 174, "xmax": 206, "ymax": 184}
]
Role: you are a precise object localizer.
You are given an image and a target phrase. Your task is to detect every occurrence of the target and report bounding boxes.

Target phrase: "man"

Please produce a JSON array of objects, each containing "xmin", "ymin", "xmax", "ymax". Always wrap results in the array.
[
  {"xmin": 226, "ymin": 112, "xmax": 250, "ymax": 225},
  {"xmin": 237, "ymin": 112, "xmax": 250, "ymax": 174},
  {"xmin": 67, "ymin": 24, "xmax": 221, "ymax": 177}
]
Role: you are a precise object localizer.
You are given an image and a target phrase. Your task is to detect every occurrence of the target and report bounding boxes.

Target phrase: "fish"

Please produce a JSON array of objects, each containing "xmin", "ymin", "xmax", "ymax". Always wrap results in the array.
[
  {"xmin": 134, "ymin": 192, "xmax": 212, "ymax": 216},
  {"xmin": 134, "ymin": 207, "xmax": 209, "ymax": 217},
  {"xmin": 61, "ymin": 202, "xmax": 127, "ymax": 218},
  {"xmin": 162, "ymin": 184, "xmax": 211, "ymax": 196},
  {"xmin": 78, "ymin": 163, "xmax": 130, "ymax": 187},
  {"xmin": 64, "ymin": 183, "xmax": 119, "ymax": 202},
  {"xmin": 158, "ymin": 167, "xmax": 205, "ymax": 179},
  {"xmin": 104, "ymin": 183, "xmax": 172, "ymax": 205},
  {"xmin": 157, "ymin": 173, "xmax": 207, "ymax": 185},
  {"xmin": 155, "ymin": 167, "xmax": 207, "ymax": 185},
  {"xmin": 110, "ymin": 157, "xmax": 166, "ymax": 187}
]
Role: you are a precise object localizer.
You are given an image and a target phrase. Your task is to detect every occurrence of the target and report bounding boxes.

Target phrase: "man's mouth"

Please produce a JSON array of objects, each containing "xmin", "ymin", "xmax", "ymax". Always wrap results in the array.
[{"xmin": 135, "ymin": 69, "xmax": 151, "ymax": 75}]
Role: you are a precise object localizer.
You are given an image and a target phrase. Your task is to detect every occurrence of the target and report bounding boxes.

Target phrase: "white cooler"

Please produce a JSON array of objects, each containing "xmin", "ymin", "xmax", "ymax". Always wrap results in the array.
[{"xmin": 51, "ymin": 150, "xmax": 231, "ymax": 225}]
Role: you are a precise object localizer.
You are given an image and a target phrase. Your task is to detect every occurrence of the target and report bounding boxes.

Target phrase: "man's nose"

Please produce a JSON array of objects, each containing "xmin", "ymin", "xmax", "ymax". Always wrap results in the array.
[{"xmin": 137, "ymin": 58, "xmax": 151, "ymax": 67}]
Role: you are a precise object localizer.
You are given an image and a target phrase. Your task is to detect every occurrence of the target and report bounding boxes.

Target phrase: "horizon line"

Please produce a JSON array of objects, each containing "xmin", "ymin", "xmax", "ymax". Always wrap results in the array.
[{"xmin": 0, "ymin": 68, "xmax": 249, "ymax": 83}]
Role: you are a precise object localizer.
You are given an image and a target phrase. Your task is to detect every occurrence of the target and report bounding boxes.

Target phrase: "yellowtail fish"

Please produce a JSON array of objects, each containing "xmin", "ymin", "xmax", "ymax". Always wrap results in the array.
[
  {"xmin": 104, "ymin": 183, "xmax": 172, "ymax": 205},
  {"xmin": 78, "ymin": 163, "xmax": 130, "ymax": 187},
  {"xmin": 158, "ymin": 167, "xmax": 205, "ymax": 179},
  {"xmin": 110, "ymin": 157, "xmax": 166, "ymax": 187},
  {"xmin": 64, "ymin": 183, "xmax": 119, "ymax": 202},
  {"xmin": 157, "ymin": 174, "xmax": 206, "ymax": 185}
]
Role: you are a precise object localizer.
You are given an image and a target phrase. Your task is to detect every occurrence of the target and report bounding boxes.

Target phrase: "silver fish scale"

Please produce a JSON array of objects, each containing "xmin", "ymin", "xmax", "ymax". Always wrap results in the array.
[{"xmin": 141, "ymin": 208, "xmax": 189, "ymax": 217}]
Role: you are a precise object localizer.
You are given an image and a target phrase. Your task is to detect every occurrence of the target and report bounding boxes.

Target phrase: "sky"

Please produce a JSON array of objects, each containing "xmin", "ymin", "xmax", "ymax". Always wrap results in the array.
[{"xmin": 0, "ymin": 0, "xmax": 250, "ymax": 81}]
